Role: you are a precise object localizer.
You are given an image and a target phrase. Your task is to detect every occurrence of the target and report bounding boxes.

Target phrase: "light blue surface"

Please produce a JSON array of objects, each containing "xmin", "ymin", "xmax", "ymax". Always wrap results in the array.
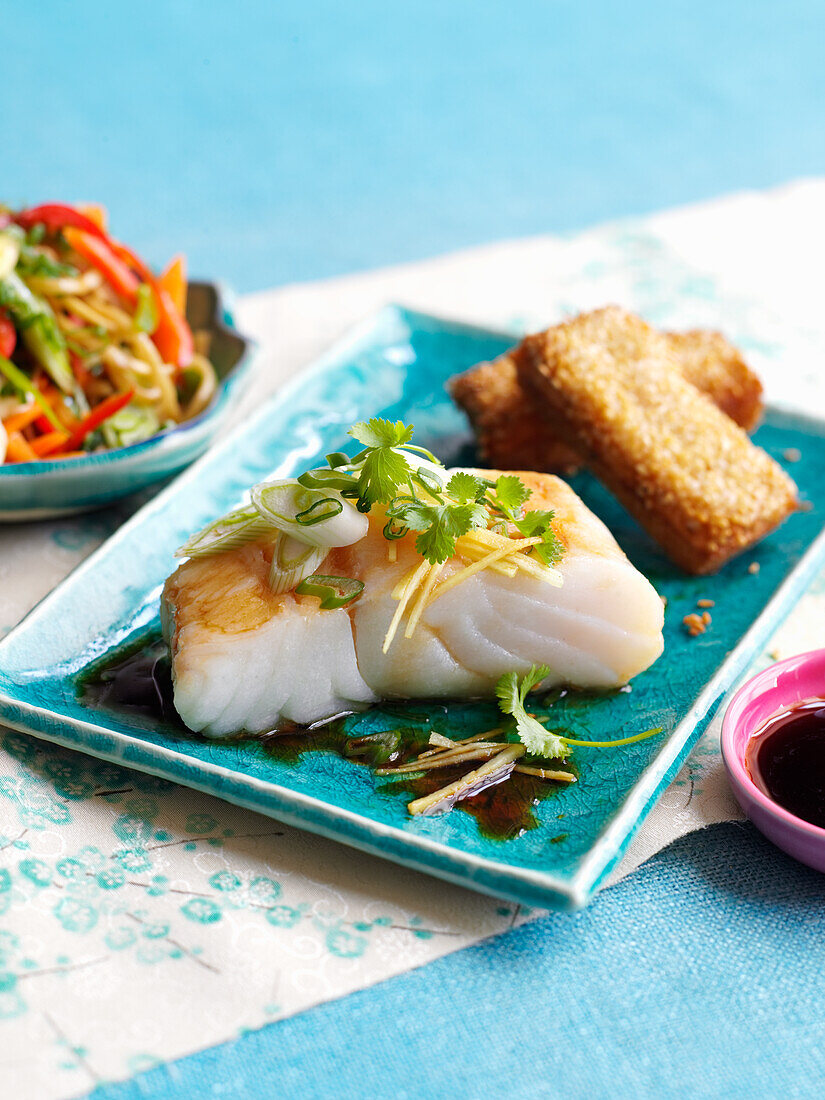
[
  {"xmin": 5, "ymin": 1, "xmax": 825, "ymax": 291},
  {"xmin": 6, "ymin": 1, "xmax": 825, "ymax": 1095},
  {"xmin": 3, "ymin": 307, "xmax": 821, "ymax": 911},
  {"xmin": 88, "ymin": 823, "xmax": 825, "ymax": 1100}
]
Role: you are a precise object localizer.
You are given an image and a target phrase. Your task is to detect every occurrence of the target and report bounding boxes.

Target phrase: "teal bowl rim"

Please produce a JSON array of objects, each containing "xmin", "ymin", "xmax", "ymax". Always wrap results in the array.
[{"xmin": 0, "ymin": 278, "xmax": 256, "ymax": 477}]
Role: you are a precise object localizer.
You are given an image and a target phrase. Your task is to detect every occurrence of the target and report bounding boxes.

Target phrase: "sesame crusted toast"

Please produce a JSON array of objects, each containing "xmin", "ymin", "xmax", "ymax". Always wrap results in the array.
[
  {"xmin": 449, "ymin": 327, "xmax": 762, "ymax": 475},
  {"xmin": 514, "ymin": 307, "xmax": 796, "ymax": 574},
  {"xmin": 448, "ymin": 354, "xmax": 581, "ymax": 474}
]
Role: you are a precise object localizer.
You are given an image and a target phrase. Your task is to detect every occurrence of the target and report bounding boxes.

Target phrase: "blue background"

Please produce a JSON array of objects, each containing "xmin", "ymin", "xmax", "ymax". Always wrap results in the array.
[
  {"xmin": 6, "ymin": 1, "xmax": 825, "ymax": 1096},
  {"xmin": 6, "ymin": 0, "xmax": 825, "ymax": 291}
]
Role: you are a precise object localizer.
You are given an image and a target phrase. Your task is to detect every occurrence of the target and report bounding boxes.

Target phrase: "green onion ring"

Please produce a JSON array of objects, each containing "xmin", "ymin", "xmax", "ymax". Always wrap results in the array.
[
  {"xmin": 295, "ymin": 574, "xmax": 365, "ymax": 609},
  {"xmin": 295, "ymin": 497, "xmax": 344, "ymax": 526}
]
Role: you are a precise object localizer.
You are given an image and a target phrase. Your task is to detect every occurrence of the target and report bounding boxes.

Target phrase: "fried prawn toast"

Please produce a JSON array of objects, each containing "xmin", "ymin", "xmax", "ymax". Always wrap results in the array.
[
  {"xmin": 516, "ymin": 308, "xmax": 797, "ymax": 575},
  {"xmin": 163, "ymin": 471, "xmax": 664, "ymax": 736},
  {"xmin": 449, "ymin": 326, "xmax": 763, "ymax": 474}
]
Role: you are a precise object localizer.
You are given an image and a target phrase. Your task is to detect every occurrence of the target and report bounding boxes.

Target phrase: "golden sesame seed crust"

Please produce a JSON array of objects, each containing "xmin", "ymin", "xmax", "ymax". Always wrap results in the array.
[
  {"xmin": 666, "ymin": 329, "xmax": 763, "ymax": 432},
  {"xmin": 449, "ymin": 324, "xmax": 763, "ymax": 475},
  {"xmin": 448, "ymin": 355, "xmax": 580, "ymax": 474},
  {"xmin": 514, "ymin": 307, "xmax": 797, "ymax": 575}
]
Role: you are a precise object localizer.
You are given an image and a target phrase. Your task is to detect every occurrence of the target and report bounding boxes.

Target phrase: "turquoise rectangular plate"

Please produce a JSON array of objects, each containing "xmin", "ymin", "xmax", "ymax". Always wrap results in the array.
[{"xmin": 1, "ymin": 306, "xmax": 823, "ymax": 910}]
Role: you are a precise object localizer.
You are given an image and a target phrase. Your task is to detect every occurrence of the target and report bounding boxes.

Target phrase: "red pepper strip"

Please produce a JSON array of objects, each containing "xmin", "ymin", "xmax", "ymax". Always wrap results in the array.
[
  {"xmin": 61, "ymin": 390, "xmax": 134, "ymax": 452},
  {"xmin": 15, "ymin": 203, "xmax": 107, "ymax": 241},
  {"xmin": 0, "ymin": 310, "xmax": 15, "ymax": 359},
  {"xmin": 63, "ymin": 227, "xmax": 139, "ymax": 302},
  {"xmin": 69, "ymin": 351, "xmax": 92, "ymax": 391},
  {"xmin": 112, "ymin": 243, "xmax": 194, "ymax": 368}
]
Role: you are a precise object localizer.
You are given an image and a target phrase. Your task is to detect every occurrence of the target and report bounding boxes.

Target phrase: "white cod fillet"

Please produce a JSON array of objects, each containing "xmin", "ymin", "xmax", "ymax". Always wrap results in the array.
[{"xmin": 162, "ymin": 471, "xmax": 664, "ymax": 737}]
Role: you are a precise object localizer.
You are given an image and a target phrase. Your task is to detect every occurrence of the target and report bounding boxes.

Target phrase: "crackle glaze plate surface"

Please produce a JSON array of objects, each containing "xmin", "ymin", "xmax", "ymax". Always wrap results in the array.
[{"xmin": 1, "ymin": 306, "xmax": 823, "ymax": 910}]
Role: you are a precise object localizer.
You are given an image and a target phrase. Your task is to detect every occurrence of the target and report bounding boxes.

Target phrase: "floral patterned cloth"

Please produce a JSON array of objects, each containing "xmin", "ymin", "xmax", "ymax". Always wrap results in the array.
[{"xmin": 2, "ymin": 180, "xmax": 824, "ymax": 1099}]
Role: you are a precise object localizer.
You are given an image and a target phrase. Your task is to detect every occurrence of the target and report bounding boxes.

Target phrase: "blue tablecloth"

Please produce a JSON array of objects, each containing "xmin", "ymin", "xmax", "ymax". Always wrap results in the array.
[
  {"xmin": 6, "ymin": 3, "xmax": 825, "ymax": 1096},
  {"xmin": 90, "ymin": 824, "xmax": 825, "ymax": 1099}
]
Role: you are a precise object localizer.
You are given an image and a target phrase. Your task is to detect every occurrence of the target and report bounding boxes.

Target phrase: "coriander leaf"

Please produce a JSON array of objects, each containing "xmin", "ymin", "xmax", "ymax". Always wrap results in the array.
[
  {"xmin": 446, "ymin": 471, "xmax": 487, "ymax": 502},
  {"xmin": 493, "ymin": 474, "xmax": 531, "ymax": 514},
  {"xmin": 495, "ymin": 664, "xmax": 569, "ymax": 759},
  {"xmin": 356, "ymin": 445, "xmax": 410, "ymax": 507},
  {"xmin": 401, "ymin": 500, "xmax": 487, "ymax": 563},
  {"xmin": 531, "ymin": 530, "xmax": 564, "ymax": 567},
  {"xmin": 349, "ymin": 418, "xmax": 413, "ymax": 449},
  {"xmin": 512, "ymin": 508, "xmax": 565, "ymax": 566},
  {"xmin": 513, "ymin": 508, "xmax": 555, "ymax": 537}
]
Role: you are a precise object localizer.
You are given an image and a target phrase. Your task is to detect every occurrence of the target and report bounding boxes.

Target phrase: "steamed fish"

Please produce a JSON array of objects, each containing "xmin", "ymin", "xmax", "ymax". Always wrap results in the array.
[{"xmin": 163, "ymin": 469, "xmax": 664, "ymax": 738}]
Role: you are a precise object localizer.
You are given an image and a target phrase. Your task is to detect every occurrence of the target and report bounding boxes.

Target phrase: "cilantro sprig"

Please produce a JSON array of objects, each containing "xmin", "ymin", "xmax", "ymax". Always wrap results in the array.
[
  {"xmin": 485, "ymin": 476, "xmax": 564, "ymax": 567},
  {"xmin": 341, "ymin": 418, "xmax": 565, "ymax": 566},
  {"xmin": 495, "ymin": 665, "xmax": 569, "ymax": 759},
  {"xmin": 495, "ymin": 664, "xmax": 667, "ymax": 761}
]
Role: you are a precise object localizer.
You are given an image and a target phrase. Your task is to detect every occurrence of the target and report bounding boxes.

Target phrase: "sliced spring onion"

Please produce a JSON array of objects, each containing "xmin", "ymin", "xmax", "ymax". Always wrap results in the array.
[
  {"xmin": 296, "ymin": 467, "xmax": 354, "ymax": 493},
  {"xmin": 295, "ymin": 496, "xmax": 344, "ymax": 526},
  {"xmin": 174, "ymin": 505, "xmax": 274, "ymax": 558},
  {"xmin": 0, "ymin": 227, "xmax": 22, "ymax": 281},
  {"xmin": 294, "ymin": 573, "xmax": 365, "ymax": 610},
  {"xmin": 269, "ymin": 537, "xmax": 328, "ymax": 593},
  {"xmin": 251, "ymin": 479, "xmax": 368, "ymax": 548}
]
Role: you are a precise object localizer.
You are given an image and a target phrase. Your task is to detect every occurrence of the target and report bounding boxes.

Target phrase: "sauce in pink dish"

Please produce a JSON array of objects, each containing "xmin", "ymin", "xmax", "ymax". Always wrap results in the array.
[{"xmin": 745, "ymin": 699, "xmax": 825, "ymax": 829}]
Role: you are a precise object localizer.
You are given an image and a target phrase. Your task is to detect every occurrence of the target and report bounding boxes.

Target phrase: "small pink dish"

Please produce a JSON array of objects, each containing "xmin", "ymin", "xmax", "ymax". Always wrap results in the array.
[{"xmin": 722, "ymin": 648, "xmax": 825, "ymax": 873}]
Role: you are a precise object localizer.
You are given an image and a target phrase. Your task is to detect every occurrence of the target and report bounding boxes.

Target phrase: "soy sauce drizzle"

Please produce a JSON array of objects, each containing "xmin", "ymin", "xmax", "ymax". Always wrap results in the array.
[
  {"xmin": 747, "ymin": 699, "xmax": 825, "ymax": 829},
  {"xmin": 79, "ymin": 631, "xmax": 574, "ymax": 841},
  {"xmin": 261, "ymin": 724, "xmax": 569, "ymax": 840}
]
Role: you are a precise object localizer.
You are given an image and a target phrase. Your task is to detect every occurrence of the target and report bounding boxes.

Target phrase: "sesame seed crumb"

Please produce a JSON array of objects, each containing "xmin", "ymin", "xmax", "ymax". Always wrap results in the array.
[
  {"xmin": 783, "ymin": 448, "xmax": 801, "ymax": 463},
  {"xmin": 682, "ymin": 612, "xmax": 706, "ymax": 636},
  {"xmin": 701, "ymin": 611, "xmax": 712, "ymax": 625},
  {"xmin": 748, "ymin": 562, "xmax": 760, "ymax": 575},
  {"xmin": 697, "ymin": 598, "xmax": 715, "ymax": 608}
]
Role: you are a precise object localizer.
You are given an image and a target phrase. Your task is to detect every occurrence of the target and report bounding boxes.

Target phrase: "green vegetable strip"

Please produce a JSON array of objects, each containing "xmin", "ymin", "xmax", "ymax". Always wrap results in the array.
[
  {"xmin": 0, "ymin": 354, "xmax": 63, "ymax": 430},
  {"xmin": 133, "ymin": 283, "xmax": 159, "ymax": 334},
  {"xmin": 0, "ymin": 271, "xmax": 74, "ymax": 393}
]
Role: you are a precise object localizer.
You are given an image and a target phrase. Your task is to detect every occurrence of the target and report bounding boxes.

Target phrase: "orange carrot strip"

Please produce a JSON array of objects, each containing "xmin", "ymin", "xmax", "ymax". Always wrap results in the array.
[
  {"xmin": 5, "ymin": 432, "xmax": 38, "ymax": 463},
  {"xmin": 76, "ymin": 203, "xmax": 108, "ymax": 231},
  {"xmin": 159, "ymin": 254, "xmax": 187, "ymax": 315},
  {"xmin": 31, "ymin": 430, "xmax": 71, "ymax": 457},
  {"xmin": 2, "ymin": 405, "xmax": 41, "ymax": 434}
]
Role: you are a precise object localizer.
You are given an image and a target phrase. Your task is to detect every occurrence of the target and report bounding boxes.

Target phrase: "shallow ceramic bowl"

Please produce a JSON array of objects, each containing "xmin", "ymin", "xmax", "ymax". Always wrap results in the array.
[
  {"xmin": 722, "ymin": 649, "xmax": 825, "ymax": 873},
  {"xmin": 0, "ymin": 281, "xmax": 255, "ymax": 521}
]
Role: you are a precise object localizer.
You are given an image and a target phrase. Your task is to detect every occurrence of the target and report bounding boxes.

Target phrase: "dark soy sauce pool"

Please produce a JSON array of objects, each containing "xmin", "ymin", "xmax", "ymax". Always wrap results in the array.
[
  {"xmin": 747, "ymin": 700, "xmax": 825, "ymax": 829},
  {"xmin": 79, "ymin": 634, "xmax": 569, "ymax": 841}
]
